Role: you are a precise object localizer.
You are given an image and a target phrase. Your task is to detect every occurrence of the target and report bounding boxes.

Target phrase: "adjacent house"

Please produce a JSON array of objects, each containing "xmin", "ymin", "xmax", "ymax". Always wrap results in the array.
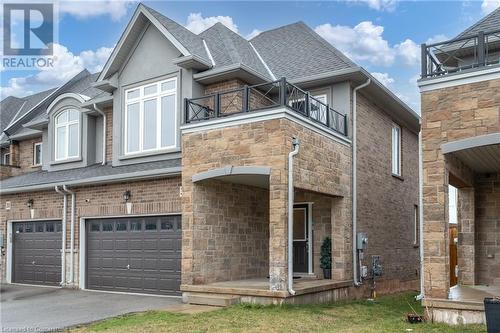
[
  {"xmin": 0, "ymin": 3, "xmax": 420, "ymax": 305},
  {"xmin": 419, "ymin": 8, "xmax": 500, "ymax": 325}
]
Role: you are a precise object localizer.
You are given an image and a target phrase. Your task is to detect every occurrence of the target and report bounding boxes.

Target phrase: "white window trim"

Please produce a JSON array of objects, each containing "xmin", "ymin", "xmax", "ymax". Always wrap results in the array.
[
  {"xmin": 124, "ymin": 77, "xmax": 178, "ymax": 155},
  {"xmin": 3, "ymin": 153, "xmax": 11, "ymax": 165},
  {"xmin": 54, "ymin": 109, "xmax": 80, "ymax": 161},
  {"xmin": 414, "ymin": 205, "xmax": 419, "ymax": 246},
  {"xmin": 392, "ymin": 123, "xmax": 402, "ymax": 176},
  {"xmin": 33, "ymin": 142, "xmax": 42, "ymax": 166}
]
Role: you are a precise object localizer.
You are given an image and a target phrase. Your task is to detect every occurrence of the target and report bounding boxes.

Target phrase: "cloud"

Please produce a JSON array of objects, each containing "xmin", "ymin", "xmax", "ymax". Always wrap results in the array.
[
  {"xmin": 185, "ymin": 12, "xmax": 238, "ymax": 34},
  {"xmin": 350, "ymin": 0, "xmax": 398, "ymax": 11},
  {"xmin": 371, "ymin": 72, "xmax": 395, "ymax": 86},
  {"xmin": 246, "ymin": 29, "xmax": 262, "ymax": 40},
  {"xmin": 1, "ymin": 43, "xmax": 113, "ymax": 98},
  {"xmin": 59, "ymin": 0, "xmax": 133, "ymax": 21},
  {"xmin": 481, "ymin": 0, "xmax": 500, "ymax": 14},
  {"xmin": 394, "ymin": 39, "xmax": 420, "ymax": 66},
  {"xmin": 426, "ymin": 34, "xmax": 449, "ymax": 44}
]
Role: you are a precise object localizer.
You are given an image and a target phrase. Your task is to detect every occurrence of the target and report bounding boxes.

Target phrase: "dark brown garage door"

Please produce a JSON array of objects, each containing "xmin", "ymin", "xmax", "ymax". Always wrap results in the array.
[
  {"xmin": 86, "ymin": 215, "xmax": 181, "ymax": 295},
  {"xmin": 13, "ymin": 221, "xmax": 62, "ymax": 285}
]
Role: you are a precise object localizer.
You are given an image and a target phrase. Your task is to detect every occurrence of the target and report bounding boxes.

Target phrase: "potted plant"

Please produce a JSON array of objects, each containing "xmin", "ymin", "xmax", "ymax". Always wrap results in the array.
[{"xmin": 320, "ymin": 237, "xmax": 332, "ymax": 279}]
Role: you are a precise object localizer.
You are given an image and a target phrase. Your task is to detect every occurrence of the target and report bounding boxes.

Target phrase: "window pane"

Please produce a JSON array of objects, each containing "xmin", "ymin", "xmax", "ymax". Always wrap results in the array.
[
  {"xmin": 25, "ymin": 223, "xmax": 33, "ymax": 233},
  {"xmin": 161, "ymin": 80, "xmax": 176, "ymax": 91},
  {"xmin": 68, "ymin": 123, "xmax": 79, "ymax": 157},
  {"xmin": 293, "ymin": 209, "xmax": 306, "ymax": 240},
  {"xmin": 90, "ymin": 222, "xmax": 100, "ymax": 232},
  {"xmin": 56, "ymin": 111, "xmax": 68, "ymax": 124},
  {"xmin": 46, "ymin": 223, "xmax": 55, "ymax": 232},
  {"xmin": 145, "ymin": 221, "xmax": 157, "ymax": 230},
  {"xmin": 68, "ymin": 109, "xmax": 79, "ymax": 122},
  {"xmin": 56, "ymin": 126, "xmax": 67, "ymax": 159},
  {"xmin": 143, "ymin": 99, "xmax": 157, "ymax": 150},
  {"xmin": 161, "ymin": 221, "xmax": 173, "ymax": 230},
  {"xmin": 144, "ymin": 84, "xmax": 157, "ymax": 95},
  {"xmin": 116, "ymin": 222, "xmax": 127, "ymax": 231},
  {"xmin": 34, "ymin": 144, "xmax": 42, "ymax": 165},
  {"xmin": 131, "ymin": 221, "xmax": 142, "ymax": 231},
  {"xmin": 126, "ymin": 103, "xmax": 140, "ymax": 153},
  {"xmin": 36, "ymin": 223, "xmax": 44, "ymax": 232},
  {"xmin": 56, "ymin": 223, "xmax": 62, "ymax": 232},
  {"xmin": 15, "ymin": 224, "xmax": 23, "ymax": 233},
  {"xmin": 161, "ymin": 95, "xmax": 176, "ymax": 147},
  {"xmin": 102, "ymin": 222, "xmax": 113, "ymax": 231},
  {"xmin": 127, "ymin": 89, "xmax": 139, "ymax": 100}
]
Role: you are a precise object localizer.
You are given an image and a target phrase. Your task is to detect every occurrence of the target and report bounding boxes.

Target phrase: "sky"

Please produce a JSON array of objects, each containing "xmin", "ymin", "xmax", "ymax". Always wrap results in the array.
[{"xmin": 1, "ymin": 0, "xmax": 498, "ymax": 114}]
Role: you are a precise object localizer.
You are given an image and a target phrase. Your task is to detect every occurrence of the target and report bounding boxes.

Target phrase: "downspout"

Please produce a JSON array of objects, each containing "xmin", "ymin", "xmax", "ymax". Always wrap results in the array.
[
  {"xmin": 416, "ymin": 130, "xmax": 425, "ymax": 300},
  {"xmin": 55, "ymin": 186, "xmax": 67, "ymax": 286},
  {"xmin": 93, "ymin": 104, "xmax": 106, "ymax": 165},
  {"xmin": 352, "ymin": 78, "xmax": 371, "ymax": 286},
  {"xmin": 63, "ymin": 185, "xmax": 76, "ymax": 285},
  {"xmin": 288, "ymin": 137, "xmax": 300, "ymax": 296}
]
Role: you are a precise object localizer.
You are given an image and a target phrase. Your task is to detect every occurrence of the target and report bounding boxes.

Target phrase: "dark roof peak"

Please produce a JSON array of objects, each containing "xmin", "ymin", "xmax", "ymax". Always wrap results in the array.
[{"xmin": 457, "ymin": 7, "xmax": 500, "ymax": 38}]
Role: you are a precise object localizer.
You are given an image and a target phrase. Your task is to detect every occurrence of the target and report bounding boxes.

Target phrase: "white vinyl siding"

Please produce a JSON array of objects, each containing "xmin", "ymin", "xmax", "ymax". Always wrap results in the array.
[
  {"xmin": 124, "ymin": 77, "xmax": 177, "ymax": 155},
  {"xmin": 55, "ymin": 109, "xmax": 80, "ymax": 161},
  {"xmin": 391, "ymin": 123, "xmax": 401, "ymax": 176}
]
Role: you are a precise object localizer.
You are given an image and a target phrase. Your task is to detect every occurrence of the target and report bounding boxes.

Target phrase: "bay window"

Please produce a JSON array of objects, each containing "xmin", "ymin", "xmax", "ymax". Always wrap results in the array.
[
  {"xmin": 55, "ymin": 109, "xmax": 80, "ymax": 160},
  {"xmin": 124, "ymin": 77, "xmax": 177, "ymax": 154}
]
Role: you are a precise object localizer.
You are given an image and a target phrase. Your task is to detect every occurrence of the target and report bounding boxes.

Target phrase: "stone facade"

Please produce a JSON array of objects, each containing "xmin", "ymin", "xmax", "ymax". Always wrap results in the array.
[{"xmin": 421, "ymin": 78, "xmax": 500, "ymax": 298}]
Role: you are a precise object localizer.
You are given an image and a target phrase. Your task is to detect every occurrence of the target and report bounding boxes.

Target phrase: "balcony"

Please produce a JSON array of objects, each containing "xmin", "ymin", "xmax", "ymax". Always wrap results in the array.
[
  {"xmin": 421, "ymin": 29, "xmax": 500, "ymax": 78},
  {"xmin": 185, "ymin": 78, "xmax": 348, "ymax": 136}
]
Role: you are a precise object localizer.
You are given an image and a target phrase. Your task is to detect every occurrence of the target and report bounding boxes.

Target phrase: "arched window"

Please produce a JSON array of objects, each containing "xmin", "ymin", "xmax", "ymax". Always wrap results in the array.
[{"xmin": 55, "ymin": 109, "xmax": 80, "ymax": 160}]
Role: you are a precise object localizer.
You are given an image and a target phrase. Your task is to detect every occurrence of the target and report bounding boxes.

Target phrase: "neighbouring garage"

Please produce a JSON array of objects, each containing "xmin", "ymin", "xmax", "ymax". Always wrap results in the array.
[
  {"xmin": 86, "ymin": 215, "xmax": 182, "ymax": 296},
  {"xmin": 13, "ymin": 220, "xmax": 62, "ymax": 286}
]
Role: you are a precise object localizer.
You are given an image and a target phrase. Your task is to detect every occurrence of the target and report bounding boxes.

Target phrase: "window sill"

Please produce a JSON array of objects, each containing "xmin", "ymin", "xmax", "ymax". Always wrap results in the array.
[
  {"xmin": 50, "ymin": 157, "xmax": 82, "ymax": 166},
  {"xmin": 392, "ymin": 174, "xmax": 404, "ymax": 181},
  {"xmin": 119, "ymin": 147, "xmax": 180, "ymax": 160}
]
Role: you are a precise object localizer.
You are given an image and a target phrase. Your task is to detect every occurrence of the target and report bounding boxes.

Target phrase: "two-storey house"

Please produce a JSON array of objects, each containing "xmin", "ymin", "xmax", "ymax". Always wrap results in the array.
[
  {"xmin": 0, "ymin": 3, "xmax": 420, "ymax": 305},
  {"xmin": 419, "ymin": 8, "xmax": 500, "ymax": 325}
]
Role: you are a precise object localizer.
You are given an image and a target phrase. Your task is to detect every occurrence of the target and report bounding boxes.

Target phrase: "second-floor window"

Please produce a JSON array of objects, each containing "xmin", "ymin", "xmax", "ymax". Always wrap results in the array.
[
  {"xmin": 3, "ymin": 153, "xmax": 11, "ymax": 165},
  {"xmin": 55, "ymin": 109, "xmax": 80, "ymax": 161},
  {"xmin": 33, "ymin": 142, "xmax": 42, "ymax": 166},
  {"xmin": 391, "ymin": 123, "xmax": 401, "ymax": 176},
  {"xmin": 124, "ymin": 77, "xmax": 177, "ymax": 154}
]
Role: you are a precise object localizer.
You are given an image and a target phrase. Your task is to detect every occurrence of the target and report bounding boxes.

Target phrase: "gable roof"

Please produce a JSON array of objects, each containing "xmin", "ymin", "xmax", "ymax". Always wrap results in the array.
[
  {"xmin": 250, "ymin": 22, "xmax": 357, "ymax": 81},
  {"xmin": 200, "ymin": 23, "xmax": 272, "ymax": 80},
  {"xmin": 457, "ymin": 7, "xmax": 500, "ymax": 38}
]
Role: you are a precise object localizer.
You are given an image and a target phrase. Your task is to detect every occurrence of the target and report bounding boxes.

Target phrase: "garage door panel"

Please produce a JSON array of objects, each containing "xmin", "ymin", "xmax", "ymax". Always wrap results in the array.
[{"xmin": 13, "ymin": 221, "xmax": 61, "ymax": 286}]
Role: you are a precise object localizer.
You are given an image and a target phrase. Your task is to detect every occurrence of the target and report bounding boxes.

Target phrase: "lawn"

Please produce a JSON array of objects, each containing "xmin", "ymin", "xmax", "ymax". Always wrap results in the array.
[{"xmin": 72, "ymin": 293, "xmax": 486, "ymax": 333}]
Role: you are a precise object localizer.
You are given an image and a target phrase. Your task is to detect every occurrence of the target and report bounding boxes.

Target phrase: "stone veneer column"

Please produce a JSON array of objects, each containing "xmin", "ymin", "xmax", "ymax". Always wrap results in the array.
[{"xmin": 457, "ymin": 187, "xmax": 475, "ymax": 285}]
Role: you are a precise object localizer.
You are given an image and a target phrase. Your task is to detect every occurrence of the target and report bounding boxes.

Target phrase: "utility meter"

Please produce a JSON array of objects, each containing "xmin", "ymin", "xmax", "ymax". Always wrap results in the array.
[{"xmin": 356, "ymin": 232, "xmax": 368, "ymax": 250}]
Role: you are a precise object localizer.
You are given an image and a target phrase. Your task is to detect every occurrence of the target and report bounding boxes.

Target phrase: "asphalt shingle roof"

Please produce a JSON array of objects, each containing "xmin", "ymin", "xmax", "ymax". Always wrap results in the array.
[
  {"xmin": 457, "ymin": 7, "xmax": 500, "ymax": 38},
  {"xmin": 250, "ymin": 22, "xmax": 357, "ymax": 81},
  {"xmin": 1, "ymin": 159, "xmax": 181, "ymax": 190}
]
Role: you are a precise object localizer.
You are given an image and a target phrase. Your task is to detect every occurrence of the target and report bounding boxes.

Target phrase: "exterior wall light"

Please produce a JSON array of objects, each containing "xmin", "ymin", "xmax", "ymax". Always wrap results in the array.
[
  {"xmin": 27, "ymin": 199, "xmax": 34, "ymax": 208},
  {"xmin": 123, "ymin": 190, "xmax": 131, "ymax": 202}
]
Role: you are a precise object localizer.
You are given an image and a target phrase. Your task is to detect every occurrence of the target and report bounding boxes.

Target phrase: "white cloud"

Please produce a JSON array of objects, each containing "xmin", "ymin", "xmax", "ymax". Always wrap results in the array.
[
  {"xmin": 315, "ymin": 21, "xmax": 395, "ymax": 66},
  {"xmin": 350, "ymin": 0, "xmax": 398, "ymax": 11},
  {"xmin": 1, "ymin": 43, "xmax": 113, "ymax": 98},
  {"xmin": 394, "ymin": 38, "xmax": 420, "ymax": 66},
  {"xmin": 426, "ymin": 34, "xmax": 449, "ymax": 44},
  {"xmin": 481, "ymin": 0, "xmax": 500, "ymax": 14},
  {"xmin": 185, "ymin": 12, "xmax": 238, "ymax": 34},
  {"xmin": 371, "ymin": 72, "xmax": 395, "ymax": 86},
  {"xmin": 60, "ymin": 0, "xmax": 133, "ymax": 21},
  {"xmin": 246, "ymin": 29, "xmax": 262, "ymax": 40}
]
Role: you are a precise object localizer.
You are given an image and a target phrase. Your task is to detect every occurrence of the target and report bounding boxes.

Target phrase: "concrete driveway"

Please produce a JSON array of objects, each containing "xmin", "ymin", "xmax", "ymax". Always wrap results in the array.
[{"xmin": 1, "ymin": 284, "xmax": 182, "ymax": 331}]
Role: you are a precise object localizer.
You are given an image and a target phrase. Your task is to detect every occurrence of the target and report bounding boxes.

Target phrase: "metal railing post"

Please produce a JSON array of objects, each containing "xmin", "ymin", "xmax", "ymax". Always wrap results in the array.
[
  {"xmin": 344, "ymin": 114, "xmax": 348, "ymax": 136},
  {"xmin": 421, "ymin": 44, "xmax": 427, "ymax": 78},
  {"xmin": 243, "ymin": 85, "xmax": 249, "ymax": 112},
  {"xmin": 326, "ymin": 104, "xmax": 331, "ymax": 128},
  {"xmin": 214, "ymin": 93, "xmax": 220, "ymax": 118},
  {"xmin": 305, "ymin": 92, "xmax": 310, "ymax": 116},
  {"xmin": 280, "ymin": 77, "xmax": 287, "ymax": 106},
  {"xmin": 478, "ymin": 31, "xmax": 485, "ymax": 67},
  {"xmin": 184, "ymin": 98, "xmax": 189, "ymax": 123}
]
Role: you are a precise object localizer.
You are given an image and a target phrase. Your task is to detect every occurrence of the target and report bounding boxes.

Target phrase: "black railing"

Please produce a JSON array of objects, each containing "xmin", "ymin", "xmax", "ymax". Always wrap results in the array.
[
  {"xmin": 421, "ymin": 29, "xmax": 500, "ymax": 78},
  {"xmin": 185, "ymin": 78, "xmax": 348, "ymax": 136}
]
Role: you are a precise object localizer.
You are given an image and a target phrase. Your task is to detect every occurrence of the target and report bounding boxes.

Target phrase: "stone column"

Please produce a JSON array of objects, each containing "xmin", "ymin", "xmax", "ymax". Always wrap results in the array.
[{"xmin": 457, "ymin": 187, "xmax": 475, "ymax": 285}]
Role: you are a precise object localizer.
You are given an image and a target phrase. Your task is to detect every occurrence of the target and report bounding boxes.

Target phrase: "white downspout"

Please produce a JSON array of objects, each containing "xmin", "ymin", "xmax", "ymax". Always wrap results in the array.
[
  {"xmin": 93, "ymin": 104, "xmax": 106, "ymax": 165},
  {"xmin": 55, "ymin": 186, "xmax": 67, "ymax": 286},
  {"xmin": 63, "ymin": 185, "xmax": 75, "ymax": 285},
  {"xmin": 352, "ymin": 78, "xmax": 371, "ymax": 286},
  {"xmin": 288, "ymin": 137, "xmax": 300, "ymax": 296},
  {"xmin": 416, "ymin": 130, "xmax": 425, "ymax": 300}
]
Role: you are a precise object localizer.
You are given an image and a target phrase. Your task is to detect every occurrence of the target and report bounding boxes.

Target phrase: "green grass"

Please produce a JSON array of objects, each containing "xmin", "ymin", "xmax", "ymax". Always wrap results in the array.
[{"xmin": 73, "ymin": 293, "xmax": 486, "ymax": 333}]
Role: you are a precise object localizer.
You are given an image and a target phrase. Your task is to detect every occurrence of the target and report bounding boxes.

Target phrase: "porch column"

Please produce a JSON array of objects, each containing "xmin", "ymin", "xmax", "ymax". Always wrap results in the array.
[
  {"xmin": 269, "ymin": 171, "xmax": 288, "ymax": 291},
  {"xmin": 457, "ymin": 187, "xmax": 475, "ymax": 285}
]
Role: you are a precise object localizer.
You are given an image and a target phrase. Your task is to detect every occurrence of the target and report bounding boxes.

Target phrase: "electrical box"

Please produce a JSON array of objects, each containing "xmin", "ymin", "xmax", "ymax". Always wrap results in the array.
[
  {"xmin": 360, "ymin": 265, "xmax": 368, "ymax": 278},
  {"xmin": 356, "ymin": 232, "xmax": 368, "ymax": 250}
]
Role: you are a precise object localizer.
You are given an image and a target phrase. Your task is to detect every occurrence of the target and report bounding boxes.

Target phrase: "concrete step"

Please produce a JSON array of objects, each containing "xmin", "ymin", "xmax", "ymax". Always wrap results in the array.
[{"xmin": 186, "ymin": 293, "xmax": 241, "ymax": 307}]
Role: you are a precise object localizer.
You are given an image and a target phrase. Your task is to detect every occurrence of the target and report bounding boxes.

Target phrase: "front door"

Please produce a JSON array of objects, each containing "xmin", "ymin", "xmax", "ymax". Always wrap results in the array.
[{"xmin": 293, "ymin": 205, "xmax": 309, "ymax": 273}]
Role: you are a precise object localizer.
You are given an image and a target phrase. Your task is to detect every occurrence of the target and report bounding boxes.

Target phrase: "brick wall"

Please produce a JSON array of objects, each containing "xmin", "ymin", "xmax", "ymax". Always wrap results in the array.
[
  {"xmin": 357, "ymin": 92, "xmax": 420, "ymax": 283},
  {"xmin": 104, "ymin": 107, "xmax": 113, "ymax": 163},
  {"xmin": 17, "ymin": 137, "xmax": 43, "ymax": 173}
]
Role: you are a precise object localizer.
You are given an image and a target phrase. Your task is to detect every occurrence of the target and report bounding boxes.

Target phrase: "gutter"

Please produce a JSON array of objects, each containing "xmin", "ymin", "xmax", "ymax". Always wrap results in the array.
[
  {"xmin": 287, "ymin": 137, "xmax": 300, "ymax": 295},
  {"xmin": 352, "ymin": 78, "xmax": 371, "ymax": 286},
  {"xmin": 63, "ymin": 185, "xmax": 76, "ymax": 286},
  {"xmin": 416, "ymin": 131, "xmax": 425, "ymax": 301},
  {"xmin": 92, "ymin": 104, "xmax": 107, "ymax": 165},
  {"xmin": 55, "ymin": 186, "xmax": 67, "ymax": 286}
]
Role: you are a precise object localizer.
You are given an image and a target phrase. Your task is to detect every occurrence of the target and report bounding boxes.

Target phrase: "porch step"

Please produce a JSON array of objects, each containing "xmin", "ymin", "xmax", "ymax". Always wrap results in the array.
[{"xmin": 186, "ymin": 292, "xmax": 241, "ymax": 307}]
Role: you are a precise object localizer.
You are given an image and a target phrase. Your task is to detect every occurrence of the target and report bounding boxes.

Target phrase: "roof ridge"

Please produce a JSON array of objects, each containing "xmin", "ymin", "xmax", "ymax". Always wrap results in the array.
[{"xmin": 250, "ymin": 21, "xmax": 304, "ymax": 40}]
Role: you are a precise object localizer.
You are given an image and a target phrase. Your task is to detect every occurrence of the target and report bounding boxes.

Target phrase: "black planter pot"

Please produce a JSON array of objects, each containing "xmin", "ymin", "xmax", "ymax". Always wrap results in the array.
[
  {"xmin": 484, "ymin": 298, "xmax": 500, "ymax": 333},
  {"xmin": 323, "ymin": 268, "xmax": 332, "ymax": 279}
]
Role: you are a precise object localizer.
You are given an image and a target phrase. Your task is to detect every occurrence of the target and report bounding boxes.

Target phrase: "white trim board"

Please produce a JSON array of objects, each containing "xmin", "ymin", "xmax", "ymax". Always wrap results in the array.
[{"xmin": 418, "ymin": 66, "xmax": 500, "ymax": 92}]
